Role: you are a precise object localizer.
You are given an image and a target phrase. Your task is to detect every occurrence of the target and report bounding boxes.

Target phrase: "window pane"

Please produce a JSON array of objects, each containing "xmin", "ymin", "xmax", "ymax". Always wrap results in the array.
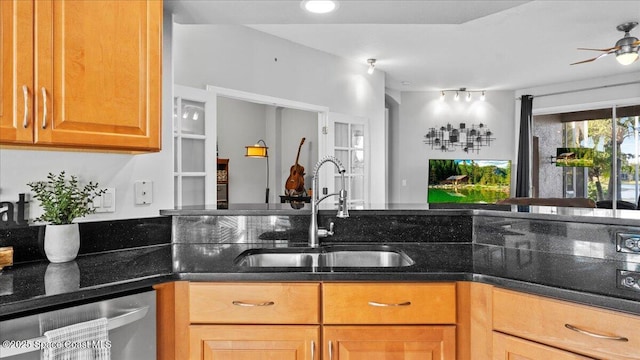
[
  {"xmin": 181, "ymin": 99, "xmax": 205, "ymax": 135},
  {"xmin": 334, "ymin": 149, "xmax": 349, "ymax": 174},
  {"xmin": 335, "ymin": 123, "xmax": 349, "ymax": 147},
  {"xmin": 182, "ymin": 138, "xmax": 205, "ymax": 172},
  {"xmin": 174, "ymin": 176, "xmax": 179, "ymax": 206},
  {"xmin": 173, "ymin": 97, "xmax": 179, "ymax": 134},
  {"xmin": 351, "ymin": 175, "xmax": 364, "ymax": 200},
  {"xmin": 173, "ymin": 137, "xmax": 178, "ymax": 172},
  {"xmin": 351, "ymin": 124, "xmax": 364, "ymax": 149},
  {"xmin": 352, "ymin": 150, "xmax": 364, "ymax": 174},
  {"xmin": 182, "ymin": 177, "xmax": 205, "ymax": 206}
]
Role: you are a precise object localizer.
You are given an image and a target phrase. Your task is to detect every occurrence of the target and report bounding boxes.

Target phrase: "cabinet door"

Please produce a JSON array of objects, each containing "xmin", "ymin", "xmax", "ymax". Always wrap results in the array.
[
  {"xmin": 190, "ymin": 325, "xmax": 319, "ymax": 360},
  {"xmin": 323, "ymin": 325, "xmax": 455, "ymax": 360},
  {"xmin": 34, "ymin": 0, "xmax": 161, "ymax": 151},
  {"xmin": 0, "ymin": 0, "xmax": 33, "ymax": 143},
  {"xmin": 493, "ymin": 332, "xmax": 595, "ymax": 360}
]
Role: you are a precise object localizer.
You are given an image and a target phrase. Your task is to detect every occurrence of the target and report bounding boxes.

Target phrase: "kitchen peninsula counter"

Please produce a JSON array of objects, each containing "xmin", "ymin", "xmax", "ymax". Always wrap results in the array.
[{"xmin": 1, "ymin": 208, "xmax": 640, "ymax": 319}]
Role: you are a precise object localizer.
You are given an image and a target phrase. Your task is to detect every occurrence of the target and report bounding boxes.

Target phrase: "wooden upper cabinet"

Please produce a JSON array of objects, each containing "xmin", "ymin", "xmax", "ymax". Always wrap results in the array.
[
  {"xmin": 1, "ymin": 0, "xmax": 161, "ymax": 151},
  {"xmin": 0, "ymin": 0, "xmax": 34, "ymax": 144}
]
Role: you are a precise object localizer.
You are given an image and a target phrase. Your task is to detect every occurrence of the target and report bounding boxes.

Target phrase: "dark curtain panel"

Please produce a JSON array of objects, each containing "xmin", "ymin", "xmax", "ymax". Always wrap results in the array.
[{"xmin": 516, "ymin": 95, "xmax": 533, "ymax": 198}]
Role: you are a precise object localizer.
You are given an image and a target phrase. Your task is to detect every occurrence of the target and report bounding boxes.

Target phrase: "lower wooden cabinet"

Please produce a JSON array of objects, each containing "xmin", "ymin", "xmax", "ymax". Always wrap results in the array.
[
  {"xmin": 492, "ymin": 288, "xmax": 640, "ymax": 359},
  {"xmin": 493, "ymin": 332, "xmax": 595, "ymax": 360},
  {"xmin": 324, "ymin": 325, "xmax": 456, "ymax": 360},
  {"xmin": 190, "ymin": 325, "xmax": 319, "ymax": 360}
]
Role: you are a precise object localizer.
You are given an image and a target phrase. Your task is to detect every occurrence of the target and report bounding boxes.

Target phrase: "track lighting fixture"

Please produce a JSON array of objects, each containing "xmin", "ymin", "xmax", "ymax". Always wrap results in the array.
[
  {"xmin": 438, "ymin": 88, "xmax": 487, "ymax": 102},
  {"xmin": 367, "ymin": 59, "xmax": 376, "ymax": 74}
]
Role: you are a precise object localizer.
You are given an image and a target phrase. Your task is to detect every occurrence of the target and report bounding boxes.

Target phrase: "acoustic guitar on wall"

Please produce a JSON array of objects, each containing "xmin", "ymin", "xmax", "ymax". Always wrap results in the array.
[{"xmin": 285, "ymin": 137, "xmax": 306, "ymax": 195}]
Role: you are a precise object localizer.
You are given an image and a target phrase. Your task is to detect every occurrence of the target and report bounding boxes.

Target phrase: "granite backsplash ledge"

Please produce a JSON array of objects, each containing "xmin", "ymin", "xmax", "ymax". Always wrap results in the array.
[
  {"xmin": 171, "ymin": 212, "xmax": 473, "ymax": 244},
  {"xmin": 473, "ymin": 214, "xmax": 640, "ymax": 263},
  {"xmin": 0, "ymin": 216, "xmax": 171, "ymax": 264}
]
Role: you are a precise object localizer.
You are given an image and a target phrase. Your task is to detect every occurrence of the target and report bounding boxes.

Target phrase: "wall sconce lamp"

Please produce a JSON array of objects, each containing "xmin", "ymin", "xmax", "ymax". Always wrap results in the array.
[
  {"xmin": 245, "ymin": 140, "xmax": 269, "ymax": 203},
  {"xmin": 367, "ymin": 59, "xmax": 376, "ymax": 74},
  {"xmin": 439, "ymin": 88, "xmax": 486, "ymax": 102}
]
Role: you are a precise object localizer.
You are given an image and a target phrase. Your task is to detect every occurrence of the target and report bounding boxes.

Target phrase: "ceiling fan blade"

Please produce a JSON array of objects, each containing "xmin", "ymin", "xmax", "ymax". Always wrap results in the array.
[
  {"xmin": 577, "ymin": 46, "xmax": 618, "ymax": 52},
  {"xmin": 633, "ymin": 39, "xmax": 640, "ymax": 46},
  {"xmin": 570, "ymin": 52, "xmax": 612, "ymax": 65}
]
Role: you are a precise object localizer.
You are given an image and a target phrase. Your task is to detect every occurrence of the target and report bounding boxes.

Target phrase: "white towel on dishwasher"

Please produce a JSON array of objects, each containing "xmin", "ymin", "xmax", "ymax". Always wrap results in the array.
[{"xmin": 42, "ymin": 317, "xmax": 111, "ymax": 360}]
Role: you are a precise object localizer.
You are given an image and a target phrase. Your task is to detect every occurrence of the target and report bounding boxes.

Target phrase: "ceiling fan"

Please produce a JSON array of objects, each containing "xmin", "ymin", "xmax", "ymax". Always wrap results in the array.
[{"xmin": 571, "ymin": 21, "xmax": 640, "ymax": 66}]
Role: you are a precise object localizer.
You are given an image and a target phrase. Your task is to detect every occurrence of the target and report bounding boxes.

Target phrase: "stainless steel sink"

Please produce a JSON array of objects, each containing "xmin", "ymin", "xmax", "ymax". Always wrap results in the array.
[{"xmin": 234, "ymin": 246, "xmax": 415, "ymax": 268}]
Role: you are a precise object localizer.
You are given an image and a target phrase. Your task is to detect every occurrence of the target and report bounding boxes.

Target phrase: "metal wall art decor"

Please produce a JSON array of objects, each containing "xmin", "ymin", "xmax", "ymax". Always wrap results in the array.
[{"xmin": 423, "ymin": 123, "xmax": 494, "ymax": 153}]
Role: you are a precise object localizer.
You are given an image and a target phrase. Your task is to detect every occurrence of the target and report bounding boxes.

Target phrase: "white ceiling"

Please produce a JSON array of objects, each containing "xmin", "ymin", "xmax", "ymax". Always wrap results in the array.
[{"xmin": 164, "ymin": 0, "xmax": 640, "ymax": 91}]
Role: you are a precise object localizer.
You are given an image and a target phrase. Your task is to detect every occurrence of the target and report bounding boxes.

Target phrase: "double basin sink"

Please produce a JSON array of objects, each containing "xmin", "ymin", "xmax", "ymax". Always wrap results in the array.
[{"xmin": 234, "ymin": 245, "xmax": 415, "ymax": 268}]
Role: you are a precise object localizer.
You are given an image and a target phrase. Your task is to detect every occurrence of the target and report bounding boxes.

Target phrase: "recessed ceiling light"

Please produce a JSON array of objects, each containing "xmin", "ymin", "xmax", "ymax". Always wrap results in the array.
[{"xmin": 301, "ymin": 1, "xmax": 339, "ymax": 14}]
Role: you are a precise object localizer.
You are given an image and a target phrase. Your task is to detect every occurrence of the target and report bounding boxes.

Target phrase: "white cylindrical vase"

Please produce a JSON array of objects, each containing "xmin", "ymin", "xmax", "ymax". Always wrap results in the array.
[{"xmin": 44, "ymin": 223, "xmax": 80, "ymax": 263}]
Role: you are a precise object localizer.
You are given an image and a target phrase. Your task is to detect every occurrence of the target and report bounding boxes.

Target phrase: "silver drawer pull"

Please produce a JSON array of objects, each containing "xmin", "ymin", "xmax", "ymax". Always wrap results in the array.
[
  {"xmin": 41, "ymin": 87, "xmax": 47, "ymax": 129},
  {"xmin": 564, "ymin": 324, "xmax": 629, "ymax": 342},
  {"xmin": 310, "ymin": 340, "xmax": 315, "ymax": 360},
  {"xmin": 368, "ymin": 301, "xmax": 412, "ymax": 307},
  {"xmin": 328, "ymin": 340, "xmax": 333, "ymax": 360},
  {"xmin": 22, "ymin": 85, "xmax": 29, "ymax": 128},
  {"xmin": 232, "ymin": 300, "xmax": 275, "ymax": 307}
]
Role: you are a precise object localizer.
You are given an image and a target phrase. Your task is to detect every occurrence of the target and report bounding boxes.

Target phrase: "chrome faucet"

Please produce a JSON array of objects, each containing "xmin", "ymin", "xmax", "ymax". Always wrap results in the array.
[{"xmin": 309, "ymin": 156, "xmax": 349, "ymax": 247}]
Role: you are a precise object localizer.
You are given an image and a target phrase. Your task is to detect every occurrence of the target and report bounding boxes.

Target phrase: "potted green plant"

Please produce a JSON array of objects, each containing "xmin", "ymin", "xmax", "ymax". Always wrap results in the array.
[{"xmin": 27, "ymin": 171, "xmax": 106, "ymax": 263}]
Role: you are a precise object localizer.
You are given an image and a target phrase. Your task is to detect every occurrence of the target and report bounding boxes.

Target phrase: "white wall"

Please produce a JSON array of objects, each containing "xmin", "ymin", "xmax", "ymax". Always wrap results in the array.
[
  {"xmin": 217, "ymin": 97, "xmax": 269, "ymax": 203},
  {"xmin": 173, "ymin": 24, "xmax": 387, "ymax": 203},
  {"xmin": 216, "ymin": 97, "xmax": 318, "ymax": 203},
  {"xmin": 390, "ymin": 90, "xmax": 516, "ymax": 203},
  {"xmin": 0, "ymin": 11, "xmax": 175, "ymax": 223}
]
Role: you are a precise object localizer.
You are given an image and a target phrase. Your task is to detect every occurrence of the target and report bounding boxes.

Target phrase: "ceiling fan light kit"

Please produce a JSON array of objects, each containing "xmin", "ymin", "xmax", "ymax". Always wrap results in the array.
[{"xmin": 572, "ymin": 21, "xmax": 639, "ymax": 66}]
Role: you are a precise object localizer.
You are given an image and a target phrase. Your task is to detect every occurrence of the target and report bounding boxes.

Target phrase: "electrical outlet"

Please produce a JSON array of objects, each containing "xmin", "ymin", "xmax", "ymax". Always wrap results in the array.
[
  {"xmin": 617, "ymin": 270, "xmax": 640, "ymax": 292},
  {"xmin": 616, "ymin": 232, "xmax": 640, "ymax": 253}
]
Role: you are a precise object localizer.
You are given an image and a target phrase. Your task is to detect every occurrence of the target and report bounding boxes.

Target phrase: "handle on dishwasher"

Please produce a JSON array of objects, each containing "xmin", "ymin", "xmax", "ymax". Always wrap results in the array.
[{"xmin": 0, "ymin": 306, "xmax": 149, "ymax": 358}]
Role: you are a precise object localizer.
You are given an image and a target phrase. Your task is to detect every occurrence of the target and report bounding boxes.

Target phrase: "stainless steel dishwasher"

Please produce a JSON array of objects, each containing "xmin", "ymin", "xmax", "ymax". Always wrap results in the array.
[{"xmin": 0, "ymin": 289, "xmax": 156, "ymax": 359}]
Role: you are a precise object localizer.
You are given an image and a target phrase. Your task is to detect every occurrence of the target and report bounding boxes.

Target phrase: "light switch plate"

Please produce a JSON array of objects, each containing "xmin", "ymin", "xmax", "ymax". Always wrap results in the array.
[{"xmin": 94, "ymin": 187, "xmax": 116, "ymax": 213}]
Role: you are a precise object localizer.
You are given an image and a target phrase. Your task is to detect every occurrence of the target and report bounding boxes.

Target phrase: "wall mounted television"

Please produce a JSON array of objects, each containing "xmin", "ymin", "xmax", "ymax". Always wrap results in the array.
[
  {"xmin": 428, "ymin": 159, "xmax": 511, "ymax": 204},
  {"xmin": 555, "ymin": 147, "xmax": 594, "ymax": 167}
]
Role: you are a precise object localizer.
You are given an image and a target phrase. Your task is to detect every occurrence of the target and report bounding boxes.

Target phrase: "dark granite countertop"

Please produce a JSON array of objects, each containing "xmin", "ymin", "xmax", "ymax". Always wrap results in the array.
[
  {"xmin": 0, "ymin": 245, "xmax": 174, "ymax": 318},
  {"xmin": 161, "ymin": 204, "xmax": 640, "ymax": 226},
  {"xmin": 3, "ymin": 237, "xmax": 640, "ymax": 318}
]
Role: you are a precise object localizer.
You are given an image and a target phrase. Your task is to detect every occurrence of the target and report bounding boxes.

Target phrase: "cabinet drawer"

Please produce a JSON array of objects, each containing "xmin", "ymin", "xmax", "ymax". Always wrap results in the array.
[
  {"xmin": 493, "ymin": 288, "xmax": 640, "ymax": 359},
  {"xmin": 323, "ymin": 282, "xmax": 456, "ymax": 324},
  {"xmin": 493, "ymin": 332, "xmax": 595, "ymax": 359},
  {"xmin": 189, "ymin": 282, "xmax": 320, "ymax": 324}
]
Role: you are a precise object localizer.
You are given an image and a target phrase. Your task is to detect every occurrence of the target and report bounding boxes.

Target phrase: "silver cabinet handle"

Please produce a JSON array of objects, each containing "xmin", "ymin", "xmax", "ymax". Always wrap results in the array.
[
  {"xmin": 368, "ymin": 301, "xmax": 412, "ymax": 307},
  {"xmin": 231, "ymin": 300, "xmax": 275, "ymax": 307},
  {"xmin": 22, "ymin": 85, "xmax": 29, "ymax": 128},
  {"xmin": 310, "ymin": 340, "xmax": 315, "ymax": 360},
  {"xmin": 41, "ymin": 87, "xmax": 47, "ymax": 129},
  {"xmin": 564, "ymin": 324, "xmax": 629, "ymax": 342},
  {"xmin": 328, "ymin": 340, "xmax": 333, "ymax": 360}
]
